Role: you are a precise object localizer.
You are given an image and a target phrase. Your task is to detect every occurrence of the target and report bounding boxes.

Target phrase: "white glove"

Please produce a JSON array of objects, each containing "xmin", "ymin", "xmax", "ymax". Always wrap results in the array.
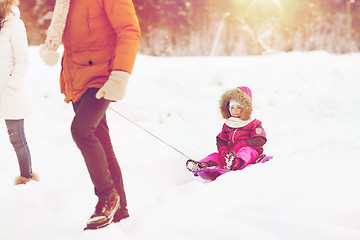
[{"xmin": 95, "ymin": 71, "xmax": 130, "ymax": 101}]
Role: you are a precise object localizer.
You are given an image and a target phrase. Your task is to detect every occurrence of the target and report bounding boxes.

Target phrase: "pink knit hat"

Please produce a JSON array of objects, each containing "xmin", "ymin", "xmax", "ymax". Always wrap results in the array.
[{"xmin": 238, "ymin": 86, "xmax": 252, "ymax": 101}]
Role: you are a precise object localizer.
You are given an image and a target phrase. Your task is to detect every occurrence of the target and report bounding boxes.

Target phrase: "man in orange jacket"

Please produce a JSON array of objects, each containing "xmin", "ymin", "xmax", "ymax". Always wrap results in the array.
[{"xmin": 40, "ymin": 0, "xmax": 140, "ymax": 230}]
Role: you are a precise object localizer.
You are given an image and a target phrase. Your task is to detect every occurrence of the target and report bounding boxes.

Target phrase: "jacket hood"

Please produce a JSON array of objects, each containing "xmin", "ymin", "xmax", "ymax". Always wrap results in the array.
[
  {"xmin": 6, "ymin": 6, "xmax": 20, "ymax": 19},
  {"xmin": 11, "ymin": 5, "xmax": 20, "ymax": 18},
  {"xmin": 220, "ymin": 86, "xmax": 253, "ymax": 121}
]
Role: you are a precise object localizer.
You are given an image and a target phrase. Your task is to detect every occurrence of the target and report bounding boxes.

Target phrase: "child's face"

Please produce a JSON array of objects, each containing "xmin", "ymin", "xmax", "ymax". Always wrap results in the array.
[{"xmin": 230, "ymin": 105, "xmax": 242, "ymax": 118}]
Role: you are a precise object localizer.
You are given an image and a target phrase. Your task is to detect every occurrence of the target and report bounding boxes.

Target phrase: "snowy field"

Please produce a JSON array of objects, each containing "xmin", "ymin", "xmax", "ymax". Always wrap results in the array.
[{"xmin": 0, "ymin": 47, "xmax": 359, "ymax": 240}]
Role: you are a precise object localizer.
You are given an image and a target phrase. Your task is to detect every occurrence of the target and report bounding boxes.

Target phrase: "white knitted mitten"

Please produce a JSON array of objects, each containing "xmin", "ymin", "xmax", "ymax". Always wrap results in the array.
[{"xmin": 95, "ymin": 71, "xmax": 130, "ymax": 101}]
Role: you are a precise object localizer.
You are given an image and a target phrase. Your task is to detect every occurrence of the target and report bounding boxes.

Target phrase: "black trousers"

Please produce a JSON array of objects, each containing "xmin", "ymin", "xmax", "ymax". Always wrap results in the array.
[{"xmin": 71, "ymin": 88, "xmax": 127, "ymax": 209}]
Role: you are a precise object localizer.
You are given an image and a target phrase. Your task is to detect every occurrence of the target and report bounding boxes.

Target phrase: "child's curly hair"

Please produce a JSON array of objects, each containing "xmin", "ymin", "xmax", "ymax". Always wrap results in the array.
[{"xmin": 0, "ymin": 0, "xmax": 19, "ymax": 30}]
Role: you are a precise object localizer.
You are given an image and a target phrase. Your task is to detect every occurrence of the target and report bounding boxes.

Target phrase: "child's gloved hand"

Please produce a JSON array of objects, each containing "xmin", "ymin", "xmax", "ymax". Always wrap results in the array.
[
  {"xmin": 218, "ymin": 146, "xmax": 229, "ymax": 160},
  {"xmin": 96, "ymin": 71, "xmax": 130, "ymax": 101}
]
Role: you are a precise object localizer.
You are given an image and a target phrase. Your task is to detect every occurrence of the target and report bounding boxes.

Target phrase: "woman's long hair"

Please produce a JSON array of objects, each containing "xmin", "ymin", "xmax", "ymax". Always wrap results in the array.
[{"xmin": 0, "ymin": 0, "xmax": 19, "ymax": 30}]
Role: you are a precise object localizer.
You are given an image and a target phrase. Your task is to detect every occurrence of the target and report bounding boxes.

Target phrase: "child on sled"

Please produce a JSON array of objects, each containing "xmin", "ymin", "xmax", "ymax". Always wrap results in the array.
[{"xmin": 186, "ymin": 86, "xmax": 267, "ymax": 173}]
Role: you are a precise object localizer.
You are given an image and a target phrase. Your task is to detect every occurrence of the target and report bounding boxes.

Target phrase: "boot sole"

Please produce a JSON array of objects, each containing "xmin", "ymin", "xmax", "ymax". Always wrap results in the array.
[{"xmin": 84, "ymin": 198, "xmax": 120, "ymax": 230}]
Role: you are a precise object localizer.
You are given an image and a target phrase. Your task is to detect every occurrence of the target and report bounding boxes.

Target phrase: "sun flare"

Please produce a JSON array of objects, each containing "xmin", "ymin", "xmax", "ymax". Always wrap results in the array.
[{"xmin": 245, "ymin": 0, "xmax": 284, "ymax": 13}]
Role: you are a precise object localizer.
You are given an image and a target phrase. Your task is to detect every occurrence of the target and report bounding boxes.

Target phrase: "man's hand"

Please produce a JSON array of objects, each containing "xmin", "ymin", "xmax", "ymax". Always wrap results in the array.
[{"xmin": 96, "ymin": 71, "xmax": 130, "ymax": 101}]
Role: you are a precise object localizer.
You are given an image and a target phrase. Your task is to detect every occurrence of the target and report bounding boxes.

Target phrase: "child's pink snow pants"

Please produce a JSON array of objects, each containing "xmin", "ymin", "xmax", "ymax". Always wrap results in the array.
[{"xmin": 199, "ymin": 147, "xmax": 259, "ymax": 170}]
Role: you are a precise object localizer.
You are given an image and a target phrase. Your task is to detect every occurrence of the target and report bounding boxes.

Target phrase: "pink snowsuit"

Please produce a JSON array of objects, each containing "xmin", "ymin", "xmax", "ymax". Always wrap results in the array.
[
  {"xmin": 199, "ymin": 119, "xmax": 267, "ymax": 170},
  {"xmin": 198, "ymin": 86, "xmax": 267, "ymax": 171}
]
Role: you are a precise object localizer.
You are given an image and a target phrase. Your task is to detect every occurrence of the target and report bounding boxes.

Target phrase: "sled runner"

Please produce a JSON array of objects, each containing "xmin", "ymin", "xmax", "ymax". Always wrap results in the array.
[
  {"xmin": 191, "ymin": 154, "xmax": 273, "ymax": 181},
  {"xmin": 194, "ymin": 167, "xmax": 230, "ymax": 181}
]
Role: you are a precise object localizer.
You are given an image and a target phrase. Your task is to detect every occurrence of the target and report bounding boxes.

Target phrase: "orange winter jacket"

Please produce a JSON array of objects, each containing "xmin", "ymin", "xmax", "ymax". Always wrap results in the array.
[{"xmin": 60, "ymin": 0, "xmax": 140, "ymax": 103}]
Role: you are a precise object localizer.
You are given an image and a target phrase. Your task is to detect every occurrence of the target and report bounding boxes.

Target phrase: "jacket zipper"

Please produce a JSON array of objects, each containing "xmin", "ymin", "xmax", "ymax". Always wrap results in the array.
[{"xmin": 232, "ymin": 129, "xmax": 238, "ymax": 144}]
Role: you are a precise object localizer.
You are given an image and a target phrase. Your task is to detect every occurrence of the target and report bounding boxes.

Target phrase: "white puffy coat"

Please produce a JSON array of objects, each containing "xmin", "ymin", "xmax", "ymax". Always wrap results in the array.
[{"xmin": 0, "ymin": 6, "xmax": 29, "ymax": 119}]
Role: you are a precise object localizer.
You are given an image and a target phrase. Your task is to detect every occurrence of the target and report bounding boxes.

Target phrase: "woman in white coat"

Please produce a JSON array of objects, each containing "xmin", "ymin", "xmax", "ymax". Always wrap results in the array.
[{"xmin": 0, "ymin": 0, "xmax": 38, "ymax": 184}]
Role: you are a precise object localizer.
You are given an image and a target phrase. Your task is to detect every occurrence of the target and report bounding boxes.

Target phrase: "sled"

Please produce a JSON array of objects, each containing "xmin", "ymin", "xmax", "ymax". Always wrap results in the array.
[{"xmin": 193, "ymin": 155, "xmax": 273, "ymax": 181}]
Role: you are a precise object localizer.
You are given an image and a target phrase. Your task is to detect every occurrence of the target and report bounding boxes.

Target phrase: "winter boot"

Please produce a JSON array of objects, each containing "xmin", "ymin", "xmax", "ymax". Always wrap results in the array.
[
  {"xmin": 186, "ymin": 159, "xmax": 208, "ymax": 173},
  {"xmin": 84, "ymin": 192, "xmax": 120, "ymax": 230},
  {"xmin": 112, "ymin": 207, "xmax": 129, "ymax": 223},
  {"xmin": 14, "ymin": 173, "xmax": 39, "ymax": 185}
]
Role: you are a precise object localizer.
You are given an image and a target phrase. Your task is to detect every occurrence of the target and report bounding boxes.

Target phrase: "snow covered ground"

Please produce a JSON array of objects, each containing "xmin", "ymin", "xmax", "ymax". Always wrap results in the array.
[{"xmin": 0, "ymin": 47, "xmax": 359, "ymax": 240}]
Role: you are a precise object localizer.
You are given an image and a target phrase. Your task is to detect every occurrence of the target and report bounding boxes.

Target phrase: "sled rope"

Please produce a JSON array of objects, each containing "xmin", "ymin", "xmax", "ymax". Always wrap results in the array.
[{"xmin": 109, "ymin": 106, "xmax": 191, "ymax": 159}]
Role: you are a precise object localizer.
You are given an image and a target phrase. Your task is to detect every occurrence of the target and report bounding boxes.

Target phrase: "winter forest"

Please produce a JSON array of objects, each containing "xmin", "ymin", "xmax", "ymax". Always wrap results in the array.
[{"xmin": 19, "ymin": 0, "xmax": 360, "ymax": 56}]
